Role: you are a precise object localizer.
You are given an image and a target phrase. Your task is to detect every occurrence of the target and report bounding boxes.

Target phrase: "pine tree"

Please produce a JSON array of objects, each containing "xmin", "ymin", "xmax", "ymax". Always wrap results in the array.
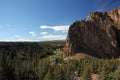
[
  {"xmin": 113, "ymin": 65, "xmax": 120, "ymax": 79},
  {"xmin": 44, "ymin": 69, "xmax": 53, "ymax": 80},
  {"xmin": 99, "ymin": 68, "xmax": 106, "ymax": 80},
  {"xmin": 82, "ymin": 66, "xmax": 91, "ymax": 80},
  {"xmin": 53, "ymin": 66, "xmax": 63, "ymax": 80}
]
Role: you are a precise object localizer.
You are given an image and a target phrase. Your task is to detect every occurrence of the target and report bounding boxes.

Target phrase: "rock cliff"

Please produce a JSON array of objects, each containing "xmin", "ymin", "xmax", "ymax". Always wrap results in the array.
[{"xmin": 64, "ymin": 8, "xmax": 120, "ymax": 58}]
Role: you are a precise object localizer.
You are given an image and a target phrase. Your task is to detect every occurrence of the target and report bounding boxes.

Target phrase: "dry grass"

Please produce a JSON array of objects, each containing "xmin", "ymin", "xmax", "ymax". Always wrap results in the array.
[{"xmin": 64, "ymin": 53, "xmax": 95, "ymax": 61}]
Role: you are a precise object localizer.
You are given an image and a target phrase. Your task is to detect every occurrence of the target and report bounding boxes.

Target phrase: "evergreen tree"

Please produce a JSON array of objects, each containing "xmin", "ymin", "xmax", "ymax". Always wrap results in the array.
[
  {"xmin": 99, "ymin": 66, "xmax": 108, "ymax": 80},
  {"xmin": 44, "ymin": 69, "xmax": 53, "ymax": 80},
  {"xmin": 82, "ymin": 66, "xmax": 91, "ymax": 80},
  {"xmin": 113, "ymin": 65, "xmax": 120, "ymax": 79}
]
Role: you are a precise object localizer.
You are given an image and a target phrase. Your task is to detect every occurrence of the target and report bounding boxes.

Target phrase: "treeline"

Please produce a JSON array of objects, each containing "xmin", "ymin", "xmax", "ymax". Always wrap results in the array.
[
  {"xmin": 0, "ymin": 42, "xmax": 120, "ymax": 80},
  {"xmin": 0, "ymin": 41, "xmax": 65, "ymax": 59}
]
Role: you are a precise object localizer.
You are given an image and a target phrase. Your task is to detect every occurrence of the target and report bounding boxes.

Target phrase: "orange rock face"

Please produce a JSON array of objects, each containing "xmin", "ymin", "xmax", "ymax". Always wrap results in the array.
[
  {"xmin": 64, "ymin": 8, "xmax": 120, "ymax": 58},
  {"xmin": 108, "ymin": 8, "xmax": 120, "ymax": 23}
]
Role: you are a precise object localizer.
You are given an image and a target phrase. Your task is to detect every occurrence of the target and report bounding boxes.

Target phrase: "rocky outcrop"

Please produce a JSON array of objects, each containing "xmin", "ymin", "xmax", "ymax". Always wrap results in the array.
[
  {"xmin": 64, "ymin": 8, "xmax": 120, "ymax": 58},
  {"xmin": 108, "ymin": 8, "xmax": 120, "ymax": 23}
]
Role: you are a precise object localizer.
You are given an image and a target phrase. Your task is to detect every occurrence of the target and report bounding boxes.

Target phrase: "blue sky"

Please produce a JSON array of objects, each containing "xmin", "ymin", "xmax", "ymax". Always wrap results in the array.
[{"xmin": 0, "ymin": 0, "xmax": 120, "ymax": 41}]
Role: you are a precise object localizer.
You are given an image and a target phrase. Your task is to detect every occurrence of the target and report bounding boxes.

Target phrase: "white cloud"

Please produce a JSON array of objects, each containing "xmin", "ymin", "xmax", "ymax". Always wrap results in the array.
[
  {"xmin": 40, "ymin": 25, "xmax": 69, "ymax": 32},
  {"xmin": 0, "ymin": 35, "xmax": 30, "ymax": 42},
  {"xmin": 29, "ymin": 31, "xmax": 36, "ymax": 36},
  {"xmin": 40, "ymin": 32, "xmax": 48, "ymax": 35},
  {"xmin": 13, "ymin": 35, "xmax": 40, "ymax": 42},
  {"xmin": 41, "ymin": 34, "xmax": 66, "ymax": 40},
  {"xmin": 32, "ymin": 34, "xmax": 36, "ymax": 36},
  {"xmin": 14, "ymin": 35, "xmax": 23, "ymax": 38},
  {"xmin": 0, "ymin": 40, "xmax": 12, "ymax": 42},
  {"xmin": 0, "ymin": 39, "xmax": 40, "ymax": 42},
  {"xmin": 29, "ymin": 32, "xmax": 34, "ymax": 34},
  {"xmin": 14, "ymin": 35, "xmax": 30, "ymax": 41}
]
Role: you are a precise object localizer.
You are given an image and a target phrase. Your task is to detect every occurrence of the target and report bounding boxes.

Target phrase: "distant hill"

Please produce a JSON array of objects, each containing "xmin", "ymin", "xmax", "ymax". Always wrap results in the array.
[
  {"xmin": 0, "ymin": 41, "xmax": 65, "ymax": 58},
  {"xmin": 64, "ymin": 8, "xmax": 120, "ymax": 58}
]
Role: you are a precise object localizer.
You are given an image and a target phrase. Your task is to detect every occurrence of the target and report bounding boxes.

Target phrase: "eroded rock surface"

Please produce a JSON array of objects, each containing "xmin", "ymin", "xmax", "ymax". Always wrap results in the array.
[{"xmin": 64, "ymin": 8, "xmax": 120, "ymax": 58}]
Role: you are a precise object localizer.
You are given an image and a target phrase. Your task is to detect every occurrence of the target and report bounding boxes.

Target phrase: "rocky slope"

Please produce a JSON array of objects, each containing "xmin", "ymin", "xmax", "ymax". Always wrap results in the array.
[{"xmin": 64, "ymin": 8, "xmax": 120, "ymax": 58}]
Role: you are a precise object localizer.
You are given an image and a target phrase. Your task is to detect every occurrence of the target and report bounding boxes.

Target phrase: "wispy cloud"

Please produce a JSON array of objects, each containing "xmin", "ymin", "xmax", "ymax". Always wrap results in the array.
[
  {"xmin": 2, "ymin": 35, "xmax": 39, "ymax": 42},
  {"xmin": 96, "ymin": 2, "xmax": 110, "ymax": 11},
  {"xmin": 0, "ymin": 35, "xmax": 31, "ymax": 42},
  {"xmin": 29, "ymin": 31, "xmax": 36, "ymax": 36},
  {"xmin": 41, "ymin": 34, "xmax": 66, "ymax": 40},
  {"xmin": 40, "ymin": 25, "xmax": 69, "ymax": 32},
  {"xmin": 14, "ymin": 35, "xmax": 23, "ymax": 38},
  {"xmin": 0, "ymin": 40, "xmax": 12, "ymax": 42},
  {"xmin": 40, "ymin": 32, "xmax": 48, "ymax": 35},
  {"xmin": 14, "ymin": 35, "xmax": 30, "ymax": 41},
  {"xmin": 95, "ymin": 0, "xmax": 120, "ymax": 11}
]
